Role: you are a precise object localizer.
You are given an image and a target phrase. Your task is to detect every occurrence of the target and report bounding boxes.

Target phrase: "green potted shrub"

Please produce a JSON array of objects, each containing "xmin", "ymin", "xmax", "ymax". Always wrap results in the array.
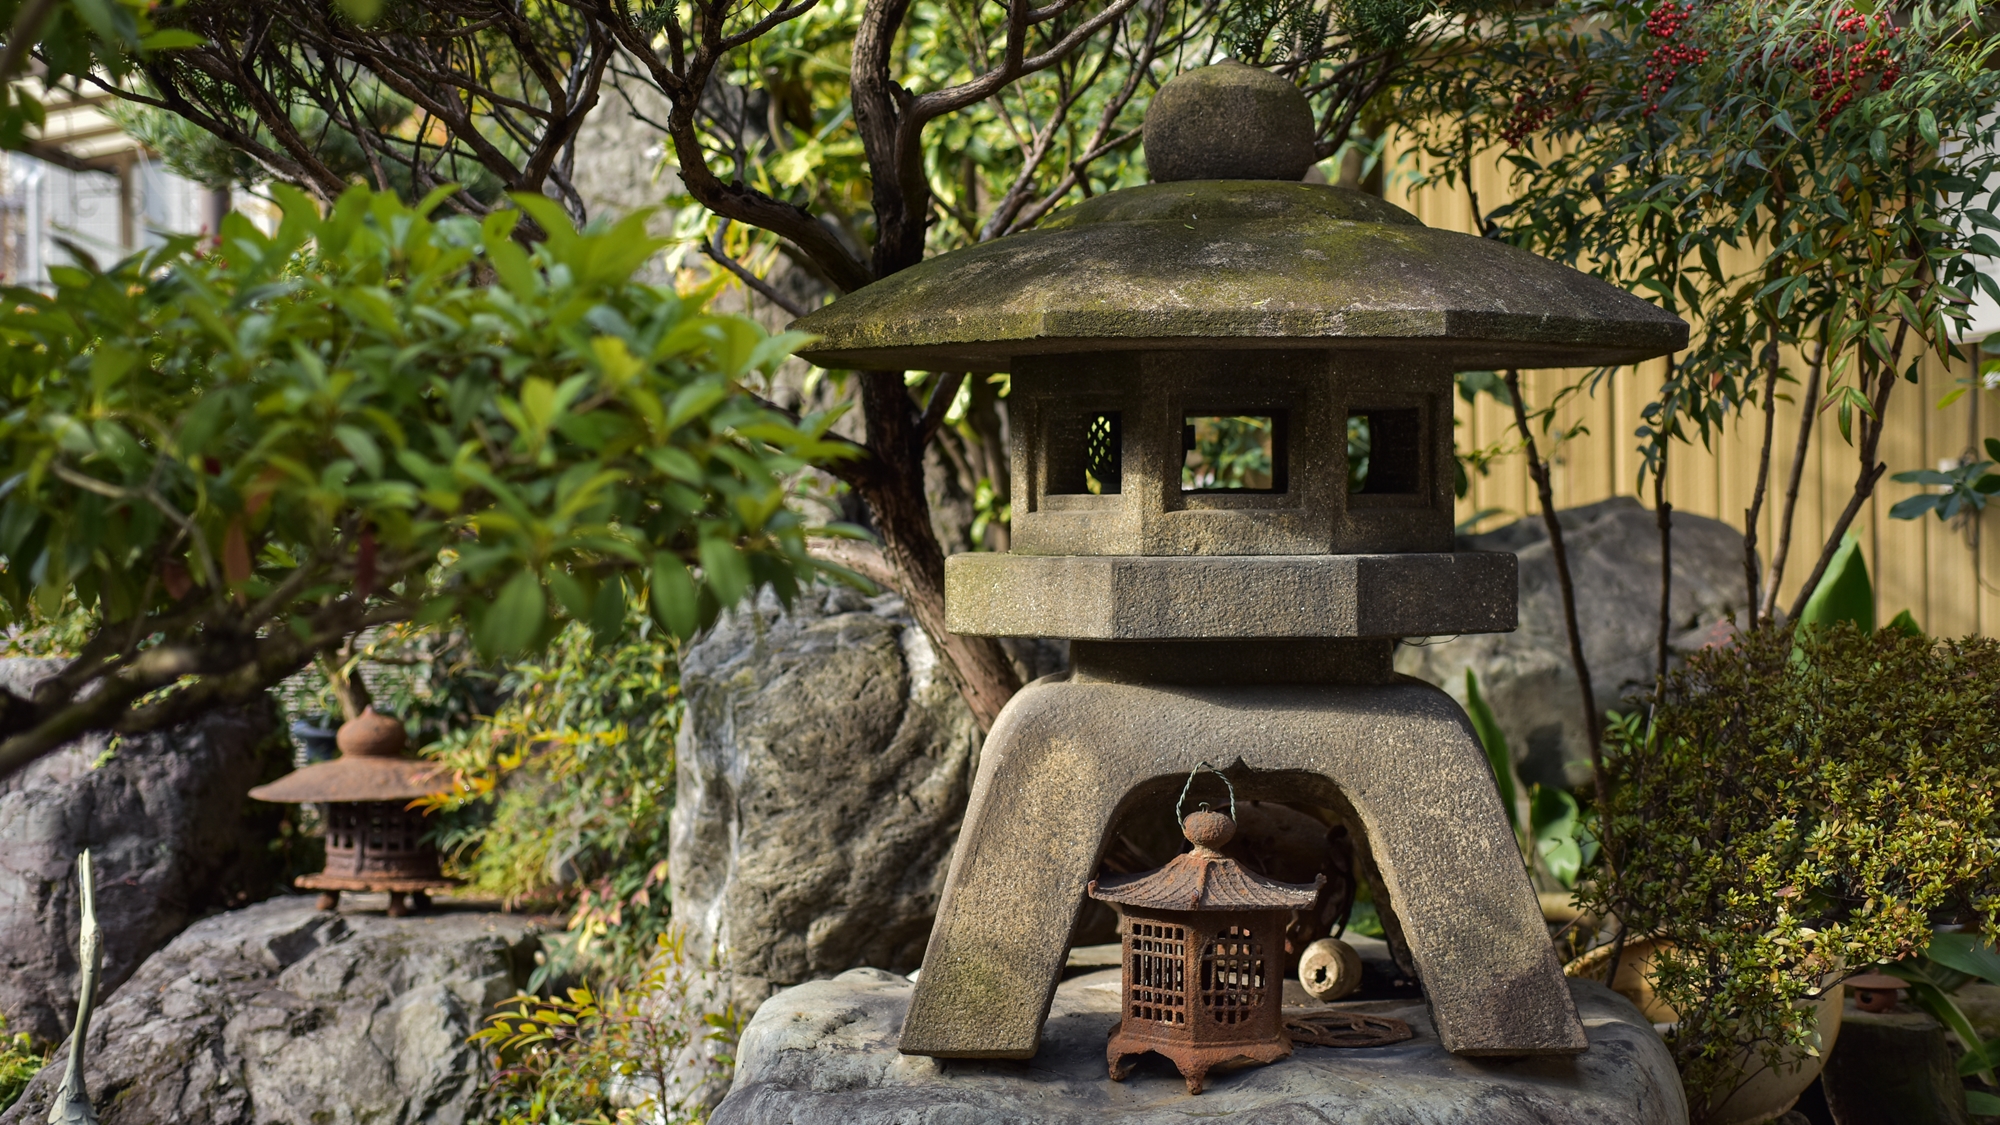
[{"xmin": 1583, "ymin": 621, "xmax": 2000, "ymax": 1124}]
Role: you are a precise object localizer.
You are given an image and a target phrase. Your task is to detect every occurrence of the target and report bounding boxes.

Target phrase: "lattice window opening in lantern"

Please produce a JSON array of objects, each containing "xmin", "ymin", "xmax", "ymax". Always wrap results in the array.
[
  {"xmin": 1046, "ymin": 410, "xmax": 1123, "ymax": 495},
  {"xmin": 1200, "ymin": 926, "xmax": 1268, "ymax": 1025},
  {"xmin": 1182, "ymin": 414, "xmax": 1288, "ymax": 492},
  {"xmin": 362, "ymin": 806, "xmax": 421, "ymax": 853},
  {"xmin": 1346, "ymin": 407, "xmax": 1422, "ymax": 494},
  {"xmin": 1129, "ymin": 920, "xmax": 1189, "ymax": 1025},
  {"xmin": 325, "ymin": 804, "xmax": 357, "ymax": 851}
]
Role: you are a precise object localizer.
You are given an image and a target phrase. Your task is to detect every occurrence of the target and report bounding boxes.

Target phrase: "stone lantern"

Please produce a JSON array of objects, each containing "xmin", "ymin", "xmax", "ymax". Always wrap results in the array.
[
  {"xmin": 1089, "ymin": 791, "xmax": 1322, "ymax": 1094},
  {"xmin": 790, "ymin": 60, "xmax": 1685, "ymax": 1062},
  {"xmin": 249, "ymin": 706, "xmax": 458, "ymax": 916}
]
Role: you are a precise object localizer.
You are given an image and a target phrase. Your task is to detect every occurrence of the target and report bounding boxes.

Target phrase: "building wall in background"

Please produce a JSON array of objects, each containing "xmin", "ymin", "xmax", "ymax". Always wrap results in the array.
[
  {"xmin": 1387, "ymin": 151, "xmax": 1999, "ymax": 638},
  {"xmin": 0, "ymin": 151, "xmax": 226, "ymax": 287}
]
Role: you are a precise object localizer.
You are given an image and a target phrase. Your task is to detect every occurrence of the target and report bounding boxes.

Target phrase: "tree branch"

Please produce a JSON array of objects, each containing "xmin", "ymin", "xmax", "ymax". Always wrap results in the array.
[
  {"xmin": 1505, "ymin": 369, "xmax": 1610, "ymax": 825},
  {"xmin": 704, "ymin": 219, "xmax": 811, "ymax": 317}
]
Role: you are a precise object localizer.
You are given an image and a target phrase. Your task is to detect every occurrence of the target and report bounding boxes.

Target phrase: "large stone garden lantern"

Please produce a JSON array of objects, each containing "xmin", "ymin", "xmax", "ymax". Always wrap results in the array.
[{"xmin": 791, "ymin": 61, "xmax": 1686, "ymax": 1061}]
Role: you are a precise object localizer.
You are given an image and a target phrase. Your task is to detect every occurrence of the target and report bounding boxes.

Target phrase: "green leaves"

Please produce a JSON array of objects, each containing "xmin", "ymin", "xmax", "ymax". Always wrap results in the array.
[
  {"xmin": 1463, "ymin": 669, "xmax": 1517, "ymax": 834},
  {"xmin": 1591, "ymin": 623, "xmax": 2000, "ymax": 1112},
  {"xmin": 0, "ymin": 184, "xmax": 852, "ymax": 741},
  {"xmin": 481, "ymin": 570, "xmax": 547, "ymax": 657},
  {"xmin": 1889, "ymin": 438, "xmax": 2000, "ymax": 523},
  {"xmin": 1529, "ymin": 785, "xmax": 1587, "ymax": 890},
  {"xmin": 649, "ymin": 553, "xmax": 699, "ymax": 640},
  {"xmin": 1797, "ymin": 531, "xmax": 1874, "ymax": 635},
  {"xmin": 1464, "ymin": 668, "xmax": 1596, "ymax": 889},
  {"xmin": 1926, "ymin": 932, "xmax": 2000, "ymax": 986}
]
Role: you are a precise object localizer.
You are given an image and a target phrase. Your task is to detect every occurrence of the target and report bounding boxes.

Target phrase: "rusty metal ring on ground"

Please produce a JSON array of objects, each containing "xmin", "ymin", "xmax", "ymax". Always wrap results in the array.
[{"xmin": 1282, "ymin": 1011, "xmax": 1415, "ymax": 1049}]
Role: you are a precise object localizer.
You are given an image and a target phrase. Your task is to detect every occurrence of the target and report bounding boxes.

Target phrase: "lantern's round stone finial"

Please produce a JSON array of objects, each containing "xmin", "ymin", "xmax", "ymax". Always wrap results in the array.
[
  {"xmin": 1143, "ymin": 60, "xmax": 1317, "ymax": 183},
  {"xmin": 336, "ymin": 706, "xmax": 408, "ymax": 759},
  {"xmin": 1182, "ymin": 809, "xmax": 1236, "ymax": 850}
]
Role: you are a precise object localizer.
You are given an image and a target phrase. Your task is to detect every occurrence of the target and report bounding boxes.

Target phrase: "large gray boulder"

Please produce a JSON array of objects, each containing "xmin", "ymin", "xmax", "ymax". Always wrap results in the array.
[
  {"xmin": 713, "ymin": 967, "xmax": 1687, "ymax": 1125},
  {"xmin": 0, "ymin": 659, "xmax": 284, "ymax": 1041},
  {"xmin": 0, "ymin": 896, "xmax": 544, "ymax": 1125},
  {"xmin": 672, "ymin": 587, "xmax": 1021, "ymax": 1010},
  {"xmin": 1395, "ymin": 497, "xmax": 1749, "ymax": 790}
]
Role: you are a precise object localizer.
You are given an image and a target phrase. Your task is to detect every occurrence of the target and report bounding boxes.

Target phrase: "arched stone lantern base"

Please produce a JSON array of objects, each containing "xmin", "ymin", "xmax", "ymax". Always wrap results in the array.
[{"xmin": 896, "ymin": 639, "xmax": 1587, "ymax": 1060}]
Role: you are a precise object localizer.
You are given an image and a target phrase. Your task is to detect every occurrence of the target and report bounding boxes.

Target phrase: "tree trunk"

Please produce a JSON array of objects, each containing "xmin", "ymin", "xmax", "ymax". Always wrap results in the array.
[
  {"xmin": 1784, "ymin": 314, "xmax": 1909, "ymax": 624},
  {"xmin": 1742, "ymin": 325, "xmax": 1781, "ymax": 625},
  {"xmin": 1760, "ymin": 332, "xmax": 1827, "ymax": 622},
  {"xmin": 1654, "ymin": 435, "xmax": 1672, "ymax": 693},
  {"xmin": 855, "ymin": 372, "xmax": 1021, "ymax": 731}
]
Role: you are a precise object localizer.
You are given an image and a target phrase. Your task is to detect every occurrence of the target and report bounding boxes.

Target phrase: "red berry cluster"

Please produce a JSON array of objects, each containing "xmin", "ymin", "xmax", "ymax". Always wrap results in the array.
[
  {"xmin": 1501, "ymin": 85, "xmax": 1560, "ymax": 147},
  {"xmin": 1641, "ymin": 1, "xmax": 1711, "ymax": 116},
  {"xmin": 1789, "ymin": 6, "xmax": 1900, "ymax": 122}
]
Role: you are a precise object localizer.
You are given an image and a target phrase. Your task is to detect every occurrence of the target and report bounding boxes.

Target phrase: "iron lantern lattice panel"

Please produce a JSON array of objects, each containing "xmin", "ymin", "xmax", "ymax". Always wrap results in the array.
[
  {"xmin": 323, "ymin": 800, "xmax": 442, "ymax": 879},
  {"xmin": 1199, "ymin": 925, "xmax": 1266, "ymax": 1026},
  {"xmin": 1128, "ymin": 921, "xmax": 1188, "ymax": 1026}
]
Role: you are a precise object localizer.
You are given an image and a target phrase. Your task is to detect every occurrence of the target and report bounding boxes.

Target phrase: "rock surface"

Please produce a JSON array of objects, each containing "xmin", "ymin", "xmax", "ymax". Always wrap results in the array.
[
  {"xmin": 0, "ymin": 896, "xmax": 543, "ymax": 1125},
  {"xmin": 1395, "ymin": 497, "xmax": 1750, "ymax": 790},
  {"xmin": 673, "ymin": 587, "xmax": 1062, "ymax": 1010},
  {"xmin": 0, "ymin": 658, "xmax": 285, "ymax": 1041},
  {"xmin": 714, "ymin": 967, "xmax": 1688, "ymax": 1125}
]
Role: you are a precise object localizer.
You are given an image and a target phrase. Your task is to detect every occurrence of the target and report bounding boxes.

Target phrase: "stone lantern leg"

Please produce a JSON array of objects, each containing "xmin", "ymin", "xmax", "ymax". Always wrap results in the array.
[{"xmin": 790, "ymin": 60, "xmax": 1688, "ymax": 1061}]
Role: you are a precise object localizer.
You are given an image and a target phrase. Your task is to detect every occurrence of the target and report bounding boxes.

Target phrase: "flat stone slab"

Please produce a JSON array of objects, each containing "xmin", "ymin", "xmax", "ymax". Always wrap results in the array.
[
  {"xmin": 714, "ymin": 967, "xmax": 1688, "ymax": 1125},
  {"xmin": 944, "ymin": 551, "xmax": 1516, "ymax": 639}
]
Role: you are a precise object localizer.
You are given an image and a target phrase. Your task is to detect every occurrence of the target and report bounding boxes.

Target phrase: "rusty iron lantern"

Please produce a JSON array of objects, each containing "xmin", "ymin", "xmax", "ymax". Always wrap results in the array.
[
  {"xmin": 1845, "ymin": 971, "xmax": 1908, "ymax": 1013},
  {"xmin": 249, "ymin": 706, "xmax": 457, "ymax": 916},
  {"xmin": 1087, "ymin": 771, "xmax": 1322, "ymax": 1094}
]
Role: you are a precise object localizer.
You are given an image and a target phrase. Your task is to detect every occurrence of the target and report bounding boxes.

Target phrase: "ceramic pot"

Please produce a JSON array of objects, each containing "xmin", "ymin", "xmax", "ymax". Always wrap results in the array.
[{"xmin": 1704, "ymin": 984, "xmax": 1844, "ymax": 1125}]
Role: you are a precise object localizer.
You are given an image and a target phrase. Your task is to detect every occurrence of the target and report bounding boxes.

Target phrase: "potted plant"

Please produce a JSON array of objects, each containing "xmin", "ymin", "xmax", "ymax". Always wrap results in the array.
[{"xmin": 1579, "ymin": 622, "xmax": 2000, "ymax": 1125}]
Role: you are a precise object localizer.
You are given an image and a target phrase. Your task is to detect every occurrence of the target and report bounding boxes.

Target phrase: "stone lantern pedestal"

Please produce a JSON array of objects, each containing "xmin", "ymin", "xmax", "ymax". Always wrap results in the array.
[{"xmin": 789, "ymin": 60, "xmax": 1687, "ymax": 1072}]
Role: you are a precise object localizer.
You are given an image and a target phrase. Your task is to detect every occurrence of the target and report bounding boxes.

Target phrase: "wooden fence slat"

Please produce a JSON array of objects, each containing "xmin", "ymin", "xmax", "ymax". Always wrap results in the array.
[{"xmin": 1387, "ymin": 145, "xmax": 1998, "ymax": 637}]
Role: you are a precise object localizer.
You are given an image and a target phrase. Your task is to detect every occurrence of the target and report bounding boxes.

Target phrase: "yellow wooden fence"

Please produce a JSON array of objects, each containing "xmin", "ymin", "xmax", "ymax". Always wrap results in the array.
[{"xmin": 1386, "ymin": 151, "xmax": 2000, "ymax": 638}]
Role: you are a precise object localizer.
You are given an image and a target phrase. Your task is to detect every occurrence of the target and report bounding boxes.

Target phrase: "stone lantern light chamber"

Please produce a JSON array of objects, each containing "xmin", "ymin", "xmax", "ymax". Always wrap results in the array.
[{"xmin": 789, "ymin": 60, "xmax": 1687, "ymax": 1063}]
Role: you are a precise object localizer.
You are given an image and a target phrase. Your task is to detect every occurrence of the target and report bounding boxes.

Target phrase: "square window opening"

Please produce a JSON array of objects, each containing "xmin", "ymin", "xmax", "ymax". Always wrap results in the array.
[
  {"xmin": 1182, "ymin": 414, "xmax": 1287, "ymax": 492},
  {"xmin": 1047, "ymin": 411, "xmax": 1122, "ymax": 495},
  {"xmin": 1348, "ymin": 408, "xmax": 1422, "ymax": 494}
]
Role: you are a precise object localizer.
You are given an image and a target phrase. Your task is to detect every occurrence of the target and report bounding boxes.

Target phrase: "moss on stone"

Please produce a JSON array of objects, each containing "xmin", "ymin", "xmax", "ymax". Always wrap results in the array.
[{"xmin": 793, "ymin": 181, "xmax": 1686, "ymax": 373}]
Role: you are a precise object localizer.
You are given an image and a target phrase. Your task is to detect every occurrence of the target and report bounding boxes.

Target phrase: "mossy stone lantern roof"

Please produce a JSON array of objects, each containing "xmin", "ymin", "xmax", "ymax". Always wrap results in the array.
[{"xmin": 791, "ymin": 61, "xmax": 1686, "ymax": 373}]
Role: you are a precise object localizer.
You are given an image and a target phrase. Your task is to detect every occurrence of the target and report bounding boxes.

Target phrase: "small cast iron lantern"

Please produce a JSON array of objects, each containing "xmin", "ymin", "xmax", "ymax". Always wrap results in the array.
[
  {"xmin": 249, "ymin": 706, "xmax": 457, "ymax": 916},
  {"xmin": 1845, "ymin": 971, "xmax": 1908, "ymax": 1013},
  {"xmin": 1088, "ymin": 776, "xmax": 1323, "ymax": 1094}
]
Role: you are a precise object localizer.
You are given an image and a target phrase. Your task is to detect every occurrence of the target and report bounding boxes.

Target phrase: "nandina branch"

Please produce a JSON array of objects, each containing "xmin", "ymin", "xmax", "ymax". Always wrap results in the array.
[{"xmin": 1503, "ymin": 370, "xmax": 1611, "ymax": 830}]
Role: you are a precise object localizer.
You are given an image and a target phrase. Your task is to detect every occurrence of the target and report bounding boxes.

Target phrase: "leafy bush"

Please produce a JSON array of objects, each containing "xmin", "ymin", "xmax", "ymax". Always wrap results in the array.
[
  {"xmin": 0, "ymin": 184, "xmax": 851, "ymax": 779},
  {"xmin": 421, "ymin": 617, "xmax": 680, "ymax": 984},
  {"xmin": 0, "ymin": 1015, "xmax": 43, "ymax": 1114},
  {"xmin": 1587, "ymin": 622, "xmax": 2000, "ymax": 1121},
  {"xmin": 475, "ymin": 930, "xmax": 737, "ymax": 1125}
]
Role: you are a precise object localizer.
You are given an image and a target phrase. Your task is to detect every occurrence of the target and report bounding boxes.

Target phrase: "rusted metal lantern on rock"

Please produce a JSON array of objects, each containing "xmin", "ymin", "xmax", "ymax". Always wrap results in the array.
[
  {"xmin": 249, "ymin": 706, "xmax": 457, "ymax": 916},
  {"xmin": 1089, "ymin": 781, "xmax": 1321, "ymax": 1094}
]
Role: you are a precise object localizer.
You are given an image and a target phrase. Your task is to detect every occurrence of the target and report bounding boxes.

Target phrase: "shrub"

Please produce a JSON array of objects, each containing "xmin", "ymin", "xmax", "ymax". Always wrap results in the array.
[
  {"xmin": 0, "ymin": 183, "xmax": 851, "ymax": 779},
  {"xmin": 1586, "ymin": 622, "xmax": 2000, "ymax": 1121},
  {"xmin": 474, "ymin": 930, "xmax": 737, "ymax": 1125},
  {"xmin": 0, "ymin": 1015, "xmax": 43, "ymax": 1114},
  {"xmin": 421, "ymin": 616, "xmax": 680, "ymax": 984}
]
